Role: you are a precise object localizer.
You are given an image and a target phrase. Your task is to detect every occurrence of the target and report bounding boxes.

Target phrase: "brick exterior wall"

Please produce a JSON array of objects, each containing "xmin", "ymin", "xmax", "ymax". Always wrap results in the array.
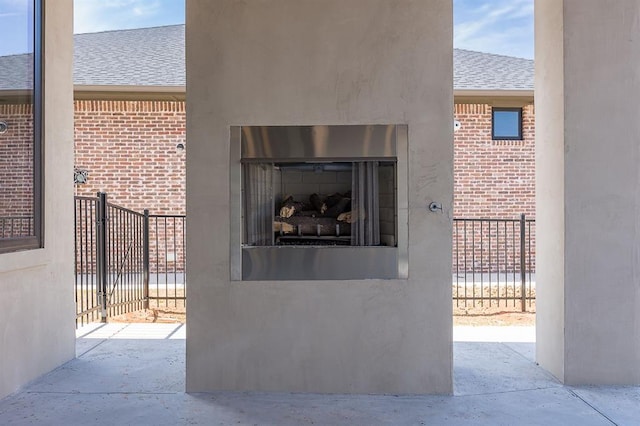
[
  {"xmin": 453, "ymin": 103, "xmax": 535, "ymax": 220},
  {"xmin": 71, "ymin": 100, "xmax": 536, "ymax": 274},
  {"xmin": 453, "ymin": 103, "xmax": 536, "ymax": 273},
  {"xmin": 73, "ymin": 100, "xmax": 536, "ymax": 220},
  {"xmin": 1, "ymin": 99, "xmax": 536, "ymax": 274},
  {"xmin": 0, "ymin": 104, "xmax": 34, "ymax": 237},
  {"xmin": 73, "ymin": 100, "xmax": 186, "ymax": 215}
]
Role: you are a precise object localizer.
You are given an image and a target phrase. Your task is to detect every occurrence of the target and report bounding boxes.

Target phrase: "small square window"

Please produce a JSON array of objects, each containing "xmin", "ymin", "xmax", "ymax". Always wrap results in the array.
[{"xmin": 492, "ymin": 108, "xmax": 523, "ymax": 140}]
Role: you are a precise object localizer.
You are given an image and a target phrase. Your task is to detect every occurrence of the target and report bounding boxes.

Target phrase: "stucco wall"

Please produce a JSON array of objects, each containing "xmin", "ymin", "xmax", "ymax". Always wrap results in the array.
[
  {"xmin": 562, "ymin": 0, "xmax": 640, "ymax": 385},
  {"xmin": 186, "ymin": 0, "xmax": 453, "ymax": 394},
  {"xmin": 0, "ymin": 0, "xmax": 75, "ymax": 399},
  {"xmin": 536, "ymin": 0, "xmax": 640, "ymax": 384}
]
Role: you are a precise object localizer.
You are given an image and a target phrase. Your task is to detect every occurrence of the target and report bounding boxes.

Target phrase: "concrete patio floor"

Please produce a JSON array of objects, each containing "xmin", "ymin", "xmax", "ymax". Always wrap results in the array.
[{"xmin": 0, "ymin": 323, "xmax": 638, "ymax": 425}]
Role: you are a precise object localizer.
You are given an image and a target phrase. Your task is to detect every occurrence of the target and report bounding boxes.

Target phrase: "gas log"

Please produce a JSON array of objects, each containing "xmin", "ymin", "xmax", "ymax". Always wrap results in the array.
[
  {"xmin": 309, "ymin": 193, "xmax": 325, "ymax": 213},
  {"xmin": 309, "ymin": 192, "xmax": 352, "ymax": 218},
  {"xmin": 274, "ymin": 193, "xmax": 354, "ymax": 241},
  {"xmin": 274, "ymin": 216, "xmax": 352, "ymax": 236},
  {"xmin": 324, "ymin": 196, "xmax": 351, "ymax": 218},
  {"xmin": 273, "ymin": 191, "xmax": 357, "ymax": 244},
  {"xmin": 279, "ymin": 196, "xmax": 310, "ymax": 218}
]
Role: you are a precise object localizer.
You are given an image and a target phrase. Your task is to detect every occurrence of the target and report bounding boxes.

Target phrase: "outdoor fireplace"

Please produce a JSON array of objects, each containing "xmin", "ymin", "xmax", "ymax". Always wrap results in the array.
[{"xmin": 230, "ymin": 124, "xmax": 408, "ymax": 280}]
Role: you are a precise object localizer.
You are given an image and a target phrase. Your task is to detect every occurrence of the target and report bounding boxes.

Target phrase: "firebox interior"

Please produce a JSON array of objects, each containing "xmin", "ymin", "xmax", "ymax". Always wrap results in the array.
[{"xmin": 244, "ymin": 161, "xmax": 397, "ymax": 247}]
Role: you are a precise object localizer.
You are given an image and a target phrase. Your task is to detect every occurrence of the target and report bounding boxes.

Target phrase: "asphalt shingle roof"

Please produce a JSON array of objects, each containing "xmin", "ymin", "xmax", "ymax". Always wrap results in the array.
[
  {"xmin": 454, "ymin": 48, "xmax": 534, "ymax": 91},
  {"xmin": 0, "ymin": 24, "xmax": 534, "ymax": 92},
  {"xmin": 73, "ymin": 24, "xmax": 185, "ymax": 86},
  {"xmin": 0, "ymin": 53, "xmax": 33, "ymax": 91}
]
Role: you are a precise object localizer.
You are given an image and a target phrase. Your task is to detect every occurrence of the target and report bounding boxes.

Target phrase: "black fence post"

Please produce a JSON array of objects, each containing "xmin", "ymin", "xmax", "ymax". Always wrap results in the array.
[
  {"xmin": 96, "ymin": 192, "xmax": 108, "ymax": 323},
  {"xmin": 520, "ymin": 213, "xmax": 527, "ymax": 312},
  {"xmin": 143, "ymin": 209, "xmax": 150, "ymax": 310}
]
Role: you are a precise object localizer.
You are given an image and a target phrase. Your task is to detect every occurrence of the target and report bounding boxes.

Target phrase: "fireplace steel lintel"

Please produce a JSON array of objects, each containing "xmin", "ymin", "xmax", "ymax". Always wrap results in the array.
[{"xmin": 241, "ymin": 124, "xmax": 397, "ymax": 161}]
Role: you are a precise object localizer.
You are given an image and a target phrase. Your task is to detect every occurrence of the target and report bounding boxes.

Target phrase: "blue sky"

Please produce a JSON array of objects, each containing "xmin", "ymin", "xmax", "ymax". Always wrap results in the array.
[
  {"xmin": 0, "ymin": 0, "xmax": 533, "ymax": 59},
  {"xmin": 0, "ymin": 0, "xmax": 34, "ymax": 56}
]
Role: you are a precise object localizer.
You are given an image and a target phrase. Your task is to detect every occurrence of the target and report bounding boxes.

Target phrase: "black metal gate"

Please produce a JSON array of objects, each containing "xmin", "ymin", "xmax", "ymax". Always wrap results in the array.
[{"xmin": 75, "ymin": 192, "xmax": 186, "ymax": 326}]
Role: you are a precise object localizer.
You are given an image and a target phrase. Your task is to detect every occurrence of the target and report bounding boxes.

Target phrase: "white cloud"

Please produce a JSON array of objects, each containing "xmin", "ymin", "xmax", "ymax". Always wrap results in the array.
[
  {"xmin": 0, "ymin": 0, "xmax": 28, "ymax": 12},
  {"xmin": 132, "ymin": 1, "xmax": 161, "ymax": 17},
  {"xmin": 0, "ymin": 0, "xmax": 27, "ymax": 7},
  {"xmin": 454, "ymin": 0, "xmax": 534, "ymax": 58},
  {"xmin": 74, "ymin": 0, "xmax": 162, "ymax": 33}
]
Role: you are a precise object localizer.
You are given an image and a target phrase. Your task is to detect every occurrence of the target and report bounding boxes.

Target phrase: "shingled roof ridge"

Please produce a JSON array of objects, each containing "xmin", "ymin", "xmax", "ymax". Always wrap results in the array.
[
  {"xmin": 454, "ymin": 47, "xmax": 534, "ymax": 62},
  {"xmin": 74, "ymin": 23, "xmax": 184, "ymax": 37},
  {"xmin": 0, "ymin": 52, "xmax": 31, "ymax": 60}
]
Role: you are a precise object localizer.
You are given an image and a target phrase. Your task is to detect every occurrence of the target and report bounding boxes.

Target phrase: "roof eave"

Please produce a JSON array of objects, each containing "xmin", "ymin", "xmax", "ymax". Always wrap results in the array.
[
  {"xmin": 0, "ymin": 89, "xmax": 33, "ymax": 104},
  {"xmin": 72, "ymin": 85, "xmax": 534, "ymax": 104},
  {"xmin": 74, "ymin": 85, "xmax": 186, "ymax": 101},
  {"xmin": 454, "ymin": 89, "xmax": 534, "ymax": 105}
]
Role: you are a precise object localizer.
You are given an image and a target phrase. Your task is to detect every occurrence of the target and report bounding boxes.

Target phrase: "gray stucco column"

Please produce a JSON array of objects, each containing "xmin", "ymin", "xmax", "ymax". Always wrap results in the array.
[
  {"xmin": 536, "ymin": 0, "xmax": 640, "ymax": 384},
  {"xmin": 186, "ymin": 0, "xmax": 453, "ymax": 394}
]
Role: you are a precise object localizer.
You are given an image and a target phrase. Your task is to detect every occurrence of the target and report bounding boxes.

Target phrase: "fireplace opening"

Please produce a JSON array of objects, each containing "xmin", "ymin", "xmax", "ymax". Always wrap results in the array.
[
  {"xmin": 243, "ymin": 161, "xmax": 397, "ymax": 248},
  {"xmin": 231, "ymin": 125, "xmax": 408, "ymax": 280}
]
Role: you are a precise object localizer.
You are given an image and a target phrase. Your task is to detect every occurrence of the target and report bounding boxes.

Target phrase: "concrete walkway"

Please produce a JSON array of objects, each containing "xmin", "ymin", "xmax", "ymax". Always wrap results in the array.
[{"xmin": 0, "ymin": 323, "xmax": 638, "ymax": 425}]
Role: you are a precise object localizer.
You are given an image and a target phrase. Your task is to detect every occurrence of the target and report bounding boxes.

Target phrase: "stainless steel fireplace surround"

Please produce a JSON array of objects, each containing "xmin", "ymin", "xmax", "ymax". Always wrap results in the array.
[{"xmin": 230, "ymin": 125, "xmax": 408, "ymax": 281}]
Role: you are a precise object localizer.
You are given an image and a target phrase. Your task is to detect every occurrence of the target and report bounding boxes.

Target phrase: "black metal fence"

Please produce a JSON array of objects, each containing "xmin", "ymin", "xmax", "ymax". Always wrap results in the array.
[
  {"xmin": 148, "ymin": 214, "xmax": 186, "ymax": 310},
  {"xmin": 453, "ymin": 214, "xmax": 535, "ymax": 311},
  {"xmin": 74, "ymin": 196, "xmax": 100, "ymax": 325},
  {"xmin": 76, "ymin": 194, "xmax": 533, "ymax": 321},
  {"xmin": 75, "ymin": 192, "xmax": 186, "ymax": 326}
]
